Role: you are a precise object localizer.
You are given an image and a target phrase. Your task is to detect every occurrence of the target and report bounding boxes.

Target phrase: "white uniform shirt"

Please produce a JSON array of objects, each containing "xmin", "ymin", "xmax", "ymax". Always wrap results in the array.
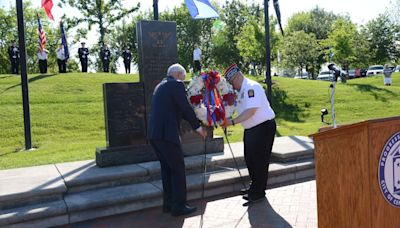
[
  {"xmin": 236, "ymin": 78, "xmax": 275, "ymax": 129},
  {"xmin": 193, "ymin": 48, "xmax": 201, "ymax": 61},
  {"xmin": 57, "ymin": 49, "xmax": 65, "ymax": 60},
  {"xmin": 37, "ymin": 51, "xmax": 48, "ymax": 60}
]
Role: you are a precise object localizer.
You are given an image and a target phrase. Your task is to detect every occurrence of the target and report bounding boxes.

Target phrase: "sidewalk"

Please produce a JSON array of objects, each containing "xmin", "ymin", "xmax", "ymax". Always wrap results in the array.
[{"xmin": 61, "ymin": 180, "xmax": 317, "ymax": 228}]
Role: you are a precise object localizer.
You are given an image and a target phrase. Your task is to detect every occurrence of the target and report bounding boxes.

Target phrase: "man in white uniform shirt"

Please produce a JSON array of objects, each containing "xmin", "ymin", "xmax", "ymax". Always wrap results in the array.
[
  {"xmin": 223, "ymin": 63, "xmax": 276, "ymax": 204},
  {"xmin": 37, "ymin": 48, "xmax": 49, "ymax": 74},
  {"xmin": 56, "ymin": 45, "xmax": 67, "ymax": 73},
  {"xmin": 193, "ymin": 45, "xmax": 202, "ymax": 74}
]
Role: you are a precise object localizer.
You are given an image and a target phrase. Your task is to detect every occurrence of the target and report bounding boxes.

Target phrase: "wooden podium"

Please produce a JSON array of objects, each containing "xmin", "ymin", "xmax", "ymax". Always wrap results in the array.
[{"xmin": 311, "ymin": 117, "xmax": 400, "ymax": 228}]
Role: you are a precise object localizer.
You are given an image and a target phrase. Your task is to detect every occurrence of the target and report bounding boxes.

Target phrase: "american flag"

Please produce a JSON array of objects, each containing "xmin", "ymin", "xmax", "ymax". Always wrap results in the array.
[{"xmin": 37, "ymin": 14, "xmax": 46, "ymax": 51}]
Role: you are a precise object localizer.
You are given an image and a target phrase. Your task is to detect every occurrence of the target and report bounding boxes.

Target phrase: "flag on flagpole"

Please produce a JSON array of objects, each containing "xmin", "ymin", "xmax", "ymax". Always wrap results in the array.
[
  {"xmin": 273, "ymin": 0, "xmax": 284, "ymax": 36},
  {"xmin": 37, "ymin": 14, "xmax": 47, "ymax": 51},
  {"xmin": 60, "ymin": 21, "xmax": 70, "ymax": 61},
  {"xmin": 185, "ymin": 0, "xmax": 219, "ymax": 19},
  {"xmin": 41, "ymin": 0, "xmax": 54, "ymax": 20}
]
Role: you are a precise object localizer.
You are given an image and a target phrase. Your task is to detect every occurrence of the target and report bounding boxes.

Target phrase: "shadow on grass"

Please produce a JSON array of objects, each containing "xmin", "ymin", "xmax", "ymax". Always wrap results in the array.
[
  {"xmin": 347, "ymin": 83, "xmax": 397, "ymax": 102},
  {"xmin": 0, "ymin": 75, "xmax": 15, "ymax": 80},
  {"xmin": 271, "ymin": 86, "xmax": 309, "ymax": 123},
  {"xmin": 0, "ymin": 73, "xmax": 58, "ymax": 94}
]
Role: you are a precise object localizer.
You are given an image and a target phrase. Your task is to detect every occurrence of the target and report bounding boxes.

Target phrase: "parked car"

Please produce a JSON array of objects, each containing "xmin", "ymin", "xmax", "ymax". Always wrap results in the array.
[
  {"xmin": 395, "ymin": 65, "xmax": 400, "ymax": 72},
  {"xmin": 348, "ymin": 69, "xmax": 356, "ymax": 79},
  {"xmin": 294, "ymin": 72, "xmax": 309, "ymax": 79},
  {"xmin": 317, "ymin": 71, "xmax": 333, "ymax": 81},
  {"xmin": 366, "ymin": 65, "xmax": 384, "ymax": 76}
]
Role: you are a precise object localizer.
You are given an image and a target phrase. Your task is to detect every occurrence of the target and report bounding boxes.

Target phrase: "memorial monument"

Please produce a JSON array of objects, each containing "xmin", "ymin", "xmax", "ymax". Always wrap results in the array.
[{"xmin": 96, "ymin": 20, "xmax": 223, "ymax": 167}]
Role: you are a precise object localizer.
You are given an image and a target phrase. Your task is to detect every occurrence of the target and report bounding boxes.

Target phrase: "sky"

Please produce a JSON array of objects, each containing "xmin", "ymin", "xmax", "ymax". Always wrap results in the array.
[{"xmin": 0, "ymin": 0, "xmax": 392, "ymax": 72}]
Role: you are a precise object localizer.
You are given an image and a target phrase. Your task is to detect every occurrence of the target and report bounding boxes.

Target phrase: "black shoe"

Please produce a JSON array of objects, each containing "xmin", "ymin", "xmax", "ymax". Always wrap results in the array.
[
  {"xmin": 171, "ymin": 204, "xmax": 197, "ymax": 216},
  {"xmin": 242, "ymin": 194, "xmax": 265, "ymax": 202},
  {"xmin": 239, "ymin": 187, "xmax": 250, "ymax": 195}
]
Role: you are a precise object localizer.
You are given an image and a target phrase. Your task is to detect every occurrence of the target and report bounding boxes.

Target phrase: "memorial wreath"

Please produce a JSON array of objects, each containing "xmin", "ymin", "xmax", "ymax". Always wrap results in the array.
[{"xmin": 187, "ymin": 70, "xmax": 237, "ymax": 127}]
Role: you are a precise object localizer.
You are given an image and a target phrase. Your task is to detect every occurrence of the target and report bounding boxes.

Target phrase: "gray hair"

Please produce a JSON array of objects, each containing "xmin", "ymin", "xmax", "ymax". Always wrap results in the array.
[{"xmin": 167, "ymin": 63, "xmax": 186, "ymax": 76}]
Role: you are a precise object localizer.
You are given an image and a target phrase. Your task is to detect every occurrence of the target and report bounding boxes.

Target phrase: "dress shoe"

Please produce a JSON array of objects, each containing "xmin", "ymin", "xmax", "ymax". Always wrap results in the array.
[
  {"xmin": 242, "ymin": 194, "xmax": 265, "ymax": 202},
  {"xmin": 239, "ymin": 187, "xmax": 250, "ymax": 195},
  {"xmin": 171, "ymin": 204, "xmax": 197, "ymax": 216}
]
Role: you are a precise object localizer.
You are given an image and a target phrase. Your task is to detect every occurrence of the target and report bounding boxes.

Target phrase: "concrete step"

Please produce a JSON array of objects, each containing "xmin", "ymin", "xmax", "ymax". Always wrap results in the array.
[
  {"xmin": 55, "ymin": 137, "xmax": 314, "ymax": 194},
  {"xmin": 0, "ymin": 165, "xmax": 67, "ymax": 211}
]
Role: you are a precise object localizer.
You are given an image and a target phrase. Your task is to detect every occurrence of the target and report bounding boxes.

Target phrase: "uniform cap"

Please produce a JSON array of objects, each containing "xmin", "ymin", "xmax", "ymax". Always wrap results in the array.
[{"xmin": 223, "ymin": 63, "xmax": 241, "ymax": 81}]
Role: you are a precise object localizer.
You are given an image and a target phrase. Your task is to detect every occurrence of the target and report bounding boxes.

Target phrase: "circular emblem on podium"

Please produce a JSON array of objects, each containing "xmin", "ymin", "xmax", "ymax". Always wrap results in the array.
[{"xmin": 378, "ymin": 132, "xmax": 400, "ymax": 208}]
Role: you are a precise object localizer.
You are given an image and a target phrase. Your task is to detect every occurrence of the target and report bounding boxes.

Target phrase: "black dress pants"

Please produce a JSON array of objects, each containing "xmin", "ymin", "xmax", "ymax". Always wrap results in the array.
[
  {"xmin": 243, "ymin": 119, "xmax": 276, "ymax": 197},
  {"xmin": 57, "ymin": 59, "xmax": 67, "ymax": 73},
  {"xmin": 150, "ymin": 139, "xmax": 187, "ymax": 208},
  {"xmin": 80, "ymin": 58, "xmax": 88, "ymax": 72},
  {"xmin": 39, "ymin": 59, "xmax": 47, "ymax": 74}
]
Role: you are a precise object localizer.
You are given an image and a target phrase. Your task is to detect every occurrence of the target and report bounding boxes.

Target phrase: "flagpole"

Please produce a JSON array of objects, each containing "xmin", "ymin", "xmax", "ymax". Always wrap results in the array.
[
  {"xmin": 264, "ymin": 0, "xmax": 272, "ymax": 104},
  {"xmin": 16, "ymin": 0, "xmax": 32, "ymax": 150},
  {"xmin": 153, "ymin": 0, "xmax": 158, "ymax": 20}
]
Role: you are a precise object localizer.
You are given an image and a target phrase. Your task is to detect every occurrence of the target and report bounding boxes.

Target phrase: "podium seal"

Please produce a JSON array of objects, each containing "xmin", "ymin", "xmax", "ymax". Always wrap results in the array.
[{"xmin": 378, "ymin": 131, "xmax": 400, "ymax": 208}]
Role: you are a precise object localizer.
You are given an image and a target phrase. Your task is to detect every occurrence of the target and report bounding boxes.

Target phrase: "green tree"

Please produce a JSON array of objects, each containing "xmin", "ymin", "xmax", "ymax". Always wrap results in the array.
[
  {"xmin": 366, "ymin": 14, "xmax": 400, "ymax": 64},
  {"xmin": 321, "ymin": 19, "xmax": 357, "ymax": 70},
  {"xmin": 286, "ymin": 7, "xmax": 339, "ymax": 40},
  {"xmin": 282, "ymin": 31, "xmax": 320, "ymax": 78},
  {"xmin": 236, "ymin": 15, "xmax": 280, "ymax": 75},
  {"xmin": 352, "ymin": 26, "xmax": 372, "ymax": 69},
  {"xmin": 59, "ymin": 0, "xmax": 139, "ymax": 46},
  {"xmin": 211, "ymin": 0, "xmax": 253, "ymax": 68},
  {"xmin": 161, "ymin": 4, "xmax": 213, "ymax": 71}
]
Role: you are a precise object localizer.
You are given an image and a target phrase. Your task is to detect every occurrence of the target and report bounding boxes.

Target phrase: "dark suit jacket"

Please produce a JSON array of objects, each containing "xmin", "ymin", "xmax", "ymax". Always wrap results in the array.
[{"xmin": 148, "ymin": 76, "xmax": 200, "ymax": 145}]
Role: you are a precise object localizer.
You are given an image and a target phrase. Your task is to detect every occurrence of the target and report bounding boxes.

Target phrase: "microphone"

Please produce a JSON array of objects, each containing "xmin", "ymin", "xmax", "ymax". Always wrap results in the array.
[{"xmin": 328, "ymin": 63, "xmax": 347, "ymax": 83}]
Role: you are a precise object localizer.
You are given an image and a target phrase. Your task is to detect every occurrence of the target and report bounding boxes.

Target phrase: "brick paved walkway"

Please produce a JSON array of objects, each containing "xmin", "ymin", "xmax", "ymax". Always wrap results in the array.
[{"xmin": 62, "ymin": 180, "xmax": 317, "ymax": 228}]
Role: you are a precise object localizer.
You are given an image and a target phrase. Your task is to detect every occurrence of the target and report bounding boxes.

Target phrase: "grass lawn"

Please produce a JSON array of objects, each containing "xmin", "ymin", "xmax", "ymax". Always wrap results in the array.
[{"xmin": 1, "ymin": 72, "xmax": 399, "ymax": 169}]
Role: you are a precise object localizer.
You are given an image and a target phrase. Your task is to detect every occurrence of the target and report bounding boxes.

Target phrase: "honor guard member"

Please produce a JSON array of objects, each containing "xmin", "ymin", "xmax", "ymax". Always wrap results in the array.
[
  {"xmin": 223, "ymin": 63, "xmax": 276, "ymax": 205},
  {"xmin": 37, "ymin": 48, "xmax": 49, "ymax": 74},
  {"xmin": 100, "ymin": 43, "xmax": 111, "ymax": 72},
  {"xmin": 148, "ymin": 63, "xmax": 207, "ymax": 216},
  {"xmin": 78, "ymin": 42, "xmax": 89, "ymax": 72},
  {"xmin": 122, "ymin": 47, "xmax": 132, "ymax": 74},
  {"xmin": 192, "ymin": 45, "xmax": 202, "ymax": 74},
  {"xmin": 8, "ymin": 40, "xmax": 20, "ymax": 74},
  {"xmin": 56, "ymin": 45, "xmax": 67, "ymax": 73}
]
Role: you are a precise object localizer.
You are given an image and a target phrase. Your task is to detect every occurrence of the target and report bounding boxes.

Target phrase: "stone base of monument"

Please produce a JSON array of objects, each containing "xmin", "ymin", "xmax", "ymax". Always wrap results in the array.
[{"xmin": 96, "ymin": 137, "xmax": 224, "ymax": 167}]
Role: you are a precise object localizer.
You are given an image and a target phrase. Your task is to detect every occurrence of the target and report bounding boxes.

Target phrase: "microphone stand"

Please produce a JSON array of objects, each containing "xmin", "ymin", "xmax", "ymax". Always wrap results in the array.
[{"xmin": 330, "ymin": 79, "xmax": 337, "ymax": 128}]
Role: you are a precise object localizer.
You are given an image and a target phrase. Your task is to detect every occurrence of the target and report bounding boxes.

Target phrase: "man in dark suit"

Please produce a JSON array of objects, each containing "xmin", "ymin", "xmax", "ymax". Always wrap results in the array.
[
  {"xmin": 8, "ymin": 40, "xmax": 20, "ymax": 74},
  {"xmin": 100, "ymin": 43, "xmax": 111, "ymax": 72},
  {"xmin": 122, "ymin": 46, "xmax": 132, "ymax": 74},
  {"xmin": 78, "ymin": 42, "xmax": 89, "ymax": 72},
  {"xmin": 148, "ymin": 63, "xmax": 207, "ymax": 216}
]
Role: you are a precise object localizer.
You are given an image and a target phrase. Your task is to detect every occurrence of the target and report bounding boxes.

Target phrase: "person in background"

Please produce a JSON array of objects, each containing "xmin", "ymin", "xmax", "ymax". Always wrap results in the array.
[
  {"xmin": 37, "ymin": 48, "xmax": 49, "ymax": 74},
  {"xmin": 148, "ymin": 63, "xmax": 207, "ymax": 216},
  {"xmin": 8, "ymin": 40, "xmax": 20, "ymax": 74},
  {"xmin": 78, "ymin": 42, "xmax": 89, "ymax": 72},
  {"xmin": 383, "ymin": 64, "xmax": 393, "ymax": 86},
  {"xmin": 100, "ymin": 43, "xmax": 111, "ymax": 72},
  {"xmin": 223, "ymin": 63, "xmax": 276, "ymax": 205},
  {"xmin": 122, "ymin": 46, "xmax": 132, "ymax": 74},
  {"xmin": 192, "ymin": 44, "xmax": 202, "ymax": 75},
  {"xmin": 56, "ymin": 45, "xmax": 67, "ymax": 73}
]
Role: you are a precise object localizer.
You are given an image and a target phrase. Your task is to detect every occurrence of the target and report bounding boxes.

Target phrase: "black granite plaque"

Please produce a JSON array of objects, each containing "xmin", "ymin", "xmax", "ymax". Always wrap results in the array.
[
  {"xmin": 103, "ymin": 83, "xmax": 146, "ymax": 147},
  {"xmin": 137, "ymin": 20, "xmax": 178, "ymax": 128}
]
